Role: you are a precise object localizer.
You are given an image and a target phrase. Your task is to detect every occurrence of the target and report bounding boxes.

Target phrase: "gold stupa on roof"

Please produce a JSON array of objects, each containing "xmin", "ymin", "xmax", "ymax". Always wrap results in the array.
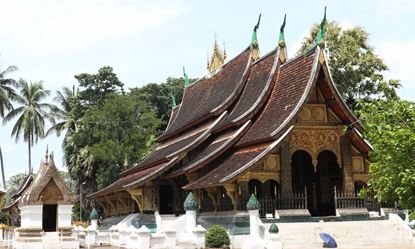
[{"xmin": 207, "ymin": 36, "xmax": 226, "ymax": 73}]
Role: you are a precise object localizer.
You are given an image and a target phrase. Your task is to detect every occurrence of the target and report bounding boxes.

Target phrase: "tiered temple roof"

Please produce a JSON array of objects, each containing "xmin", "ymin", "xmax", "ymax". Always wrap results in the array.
[{"xmin": 88, "ymin": 14, "xmax": 370, "ymax": 200}]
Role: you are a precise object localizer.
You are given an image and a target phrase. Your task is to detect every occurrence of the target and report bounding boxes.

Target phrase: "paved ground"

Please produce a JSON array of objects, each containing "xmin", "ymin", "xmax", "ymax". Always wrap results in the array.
[{"xmin": 95, "ymin": 246, "xmax": 415, "ymax": 249}]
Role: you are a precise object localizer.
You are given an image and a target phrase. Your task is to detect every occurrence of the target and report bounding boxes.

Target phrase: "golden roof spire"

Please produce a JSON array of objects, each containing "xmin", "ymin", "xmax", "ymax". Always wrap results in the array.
[{"xmin": 207, "ymin": 35, "xmax": 226, "ymax": 73}]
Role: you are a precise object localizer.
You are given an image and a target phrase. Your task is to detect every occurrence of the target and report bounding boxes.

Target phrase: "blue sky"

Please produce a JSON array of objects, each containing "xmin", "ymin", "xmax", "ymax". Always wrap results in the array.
[{"xmin": 0, "ymin": 0, "xmax": 414, "ymax": 183}]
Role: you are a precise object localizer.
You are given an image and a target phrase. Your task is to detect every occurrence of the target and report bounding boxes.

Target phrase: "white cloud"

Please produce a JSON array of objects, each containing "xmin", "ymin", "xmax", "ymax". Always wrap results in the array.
[
  {"xmin": 338, "ymin": 20, "xmax": 354, "ymax": 30},
  {"xmin": 379, "ymin": 38, "xmax": 415, "ymax": 100},
  {"xmin": 288, "ymin": 29, "xmax": 309, "ymax": 58},
  {"xmin": 0, "ymin": 0, "xmax": 188, "ymax": 56}
]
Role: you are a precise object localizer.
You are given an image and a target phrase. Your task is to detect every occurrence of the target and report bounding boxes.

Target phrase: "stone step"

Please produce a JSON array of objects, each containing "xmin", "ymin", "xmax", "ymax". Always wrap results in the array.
[{"xmin": 275, "ymin": 217, "xmax": 413, "ymax": 248}]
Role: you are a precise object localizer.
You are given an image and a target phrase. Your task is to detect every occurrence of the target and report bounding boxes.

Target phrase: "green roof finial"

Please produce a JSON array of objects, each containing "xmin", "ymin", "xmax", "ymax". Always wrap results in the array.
[
  {"xmin": 269, "ymin": 223, "xmax": 279, "ymax": 234},
  {"xmin": 184, "ymin": 192, "xmax": 197, "ymax": 211},
  {"xmin": 251, "ymin": 14, "xmax": 261, "ymax": 46},
  {"xmin": 315, "ymin": 6, "xmax": 327, "ymax": 46},
  {"xmin": 89, "ymin": 208, "xmax": 99, "ymax": 220},
  {"xmin": 170, "ymin": 92, "xmax": 177, "ymax": 108},
  {"xmin": 183, "ymin": 66, "xmax": 190, "ymax": 87},
  {"xmin": 278, "ymin": 14, "xmax": 287, "ymax": 48},
  {"xmin": 246, "ymin": 194, "xmax": 261, "ymax": 210}
]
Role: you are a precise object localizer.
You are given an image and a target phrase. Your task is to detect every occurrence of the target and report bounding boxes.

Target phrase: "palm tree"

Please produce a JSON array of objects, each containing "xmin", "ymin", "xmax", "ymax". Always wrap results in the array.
[
  {"xmin": 0, "ymin": 65, "xmax": 17, "ymax": 118},
  {"xmin": 3, "ymin": 79, "xmax": 55, "ymax": 173},
  {"xmin": 0, "ymin": 147, "xmax": 6, "ymax": 189},
  {"xmin": 47, "ymin": 85, "xmax": 79, "ymax": 139},
  {"xmin": 0, "ymin": 64, "xmax": 18, "ymax": 189}
]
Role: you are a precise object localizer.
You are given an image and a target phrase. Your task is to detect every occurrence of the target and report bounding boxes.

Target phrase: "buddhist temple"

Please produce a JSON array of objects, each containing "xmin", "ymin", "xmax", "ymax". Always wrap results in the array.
[{"xmin": 88, "ymin": 13, "xmax": 372, "ymax": 219}]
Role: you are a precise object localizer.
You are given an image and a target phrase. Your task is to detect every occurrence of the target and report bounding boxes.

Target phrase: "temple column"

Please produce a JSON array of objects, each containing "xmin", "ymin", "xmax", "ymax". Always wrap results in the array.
[
  {"xmin": 127, "ymin": 188, "xmax": 144, "ymax": 213},
  {"xmin": 280, "ymin": 142, "xmax": 292, "ymax": 194},
  {"xmin": 224, "ymin": 183, "xmax": 238, "ymax": 210},
  {"xmin": 340, "ymin": 135, "xmax": 355, "ymax": 193}
]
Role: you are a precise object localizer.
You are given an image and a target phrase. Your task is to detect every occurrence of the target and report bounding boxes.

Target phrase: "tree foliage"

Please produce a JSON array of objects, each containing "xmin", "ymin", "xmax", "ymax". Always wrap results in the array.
[
  {"xmin": 299, "ymin": 21, "xmax": 400, "ymax": 107},
  {"xmin": 75, "ymin": 66, "xmax": 124, "ymax": 106},
  {"xmin": 3, "ymin": 79, "xmax": 55, "ymax": 173},
  {"xmin": 357, "ymin": 99, "xmax": 415, "ymax": 209},
  {"xmin": 130, "ymin": 77, "xmax": 194, "ymax": 133},
  {"xmin": 0, "ymin": 65, "xmax": 17, "ymax": 118},
  {"xmin": 65, "ymin": 94, "xmax": 159, "ymax": 189}
]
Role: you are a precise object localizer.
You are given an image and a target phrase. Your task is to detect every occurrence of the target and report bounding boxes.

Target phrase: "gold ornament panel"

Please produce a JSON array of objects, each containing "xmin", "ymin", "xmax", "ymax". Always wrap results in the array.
[
  {"xmin": 289, "ymin": 127, "xmax": 343, "ymax": 167},
  {"xmin": 298, "ymin": 104, "xmax": 327, "ymax": 123}
]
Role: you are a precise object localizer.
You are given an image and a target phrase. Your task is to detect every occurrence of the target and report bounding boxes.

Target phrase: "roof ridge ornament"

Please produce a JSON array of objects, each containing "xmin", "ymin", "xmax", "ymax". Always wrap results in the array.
[
  {"xmin": 170, "ymin": 92, "xmax": 177, "ymax": 108},
  {"xmin": 183, "ymin": 66, "xmax": 190, "ymax": 87},
  {"xmin": 278, "ymin": 14, "xmax": 287, "ymax": 48},
  {"xmin": 44, "ymin": 145, "xmax": 49, "ymax": 164},
  {"xmin": 251, "ymin": 14, "xmax": 261, "ymax": 61},
  {"xmin": 207, "ymin": 36, "xmax": 227, "ymax": 73},
  {"xmin": 315, "ymin": 6, "xmax": 327, "ymax": 47}
]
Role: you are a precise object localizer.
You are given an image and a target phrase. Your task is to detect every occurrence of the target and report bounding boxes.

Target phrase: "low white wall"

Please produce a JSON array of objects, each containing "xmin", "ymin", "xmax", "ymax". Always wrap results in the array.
[
  {"xmin": 58, "ymin": 205, "xmax": 73, "ymax": 228},
  {"xmin": 20, "ymin": 205, "xmax": 43, "ymax": 228}
]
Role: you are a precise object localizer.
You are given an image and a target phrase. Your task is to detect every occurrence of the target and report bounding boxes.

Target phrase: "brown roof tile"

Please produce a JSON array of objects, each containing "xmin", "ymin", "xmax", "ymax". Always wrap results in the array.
[
  {"xmin": 217, "ymin": 49, "xmax": 280, "ymax": 130},
  {"xmin": 184, "ymin": 126, "xmax": 293, "ymax": 189},
  {"xmin": 121, "ymin": 112, "xmax": 227, "ymax": 177},
  {"xmin": 88, "ymin": 163, "xmax": 166, "ymax": 198},
  {"xmin": 237, "ymin": 48, "xmax": 318, "ymax": 146},
  {"xmin": 184, "ymin": 144, "xmax": 270, "ymax": 189},
  {"xmin": 167, "ymin": 120, "xmax": 251, "ymax": 178},
  {"xmin": 158, "ymin": 48, "xmax": 252, "ymax": 142}
]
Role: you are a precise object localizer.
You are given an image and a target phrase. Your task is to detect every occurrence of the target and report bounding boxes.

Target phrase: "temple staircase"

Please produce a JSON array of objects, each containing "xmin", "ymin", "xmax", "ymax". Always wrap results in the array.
[
  {"xmin": 277, "ymin": 214, "xmax": 414, "ymax": 248},
  {"xmin": 42, "ymin": 232, "xmax": 61, "ymax": 249}
]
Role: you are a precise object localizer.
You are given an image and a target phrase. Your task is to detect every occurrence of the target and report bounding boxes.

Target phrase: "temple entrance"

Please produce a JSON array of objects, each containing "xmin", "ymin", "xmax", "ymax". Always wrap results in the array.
[
  {"xmin": 291, "ymin": 150, "xmax": 342, "ymax": 216},
  {"xmin": 291, "ymin": 150, "xmax": 315, "ymax": 215},
  {"xmin": 42, "ymin": 204, "xmax": 57, "ymax": 232},
  {"xmin": 159, "ymin": 185, "xmax": 173, "ymax": 214},
  {"xmin": 316, "ymin": 150, "xmax": 342, "ymax": 216},
  {"xmin": 248, "ymin": 179, "xmax": 263, "ymax": 199}
]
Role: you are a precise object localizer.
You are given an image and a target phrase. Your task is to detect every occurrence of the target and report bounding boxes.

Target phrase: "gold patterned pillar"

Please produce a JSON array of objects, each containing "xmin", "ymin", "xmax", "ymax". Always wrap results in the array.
[
  {"xmin": 340, "ymin": 135, "xmax": 355, "ymax": 193},
  {"xmin": 224, "ymin": 183, "xmax": 238, "ymax": 210},
  {"xmin": 280, "ymin": 141, "xmax": 293, "ymax": 193},
  {"xmin": 127, "ymin": 188, "xmax": 144, "ymax": 213}
]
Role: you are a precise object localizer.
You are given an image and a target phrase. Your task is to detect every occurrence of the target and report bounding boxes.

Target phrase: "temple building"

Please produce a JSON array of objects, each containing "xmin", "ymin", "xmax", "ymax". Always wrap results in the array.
[
  {"xmin": 4, "ymin": 149, "xmax": 75, "ymax": 233},
  {"xmin": 88, "ymin": 14, "xmax": 371, "ymax": 219}
]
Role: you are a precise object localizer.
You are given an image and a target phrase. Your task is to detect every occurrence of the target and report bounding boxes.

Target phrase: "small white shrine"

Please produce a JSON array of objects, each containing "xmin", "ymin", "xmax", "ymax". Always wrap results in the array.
[{"xmin": 14, "ymin": 149, "xmax": 78, "ymax": 249}]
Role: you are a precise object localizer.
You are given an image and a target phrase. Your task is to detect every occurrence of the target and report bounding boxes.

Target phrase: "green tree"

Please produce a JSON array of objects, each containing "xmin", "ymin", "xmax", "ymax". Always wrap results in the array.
[
  {"xmin": 65, "ymin": 94, "xmax": 159, "ymax": 190},
  {"xmin": 2, "ymin": 79, "xmax": 55, "ymax": 173},
  {"xmin": 0, "ymin": 65, "xmax": 17, "ymax": 118},
  {"xmin": 47, "ymin": 86, "xmax": 82, "ymax": 140},
  {"xmin": 299, "ymin": 21, "xmax": 400, "ymax": 107},
  {"xmin": 357, "ymin": 99, "xmax": 415, "ymax": 209},
  {"xmin": 0, "ymin": 65, "xmax": 18, "ymax": 189},
  {"xmin": 2, "ymin": 173, "xmax": 26, "ymax": 206},
  {"xmin": 75, "ymin": 66, "xmax": 124, "ymax": 106},
  {"xmin": 130, "ymin": 77, "xmax": 195, "ymax": 133}
]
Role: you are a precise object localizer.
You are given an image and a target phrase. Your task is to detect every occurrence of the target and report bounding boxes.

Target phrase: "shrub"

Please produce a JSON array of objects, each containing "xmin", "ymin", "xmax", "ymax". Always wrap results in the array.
[
  {"xmin": 205, "ymin": 225, "xmax": 230, "ymax": 248},
  {"xmin": 409, "ymin": 211, "xmax": 415, "ymax": 221}
]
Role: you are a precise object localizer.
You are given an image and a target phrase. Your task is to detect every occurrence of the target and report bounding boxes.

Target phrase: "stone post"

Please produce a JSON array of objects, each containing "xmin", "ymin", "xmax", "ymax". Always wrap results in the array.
[
  {"xmin": 164, "ymin": 228, "xmax": 177, "ymax": 249},
  {"xmin": 137, "ymin": 225, "xmax": 151, "ymax": 249},
  {"xmin": 246, "ymin": 194, "xmax": 261, "ymax": 238},
  {"xmin": 0, "ymin": 228, "xmax": 3, "ymax": 241},
  {"xmin": 89, "ymin": 208, "xmax": 99, "ymax": 230},
  {"xmin": 193, "ymin": 225, "xmax": 207, "ymax": 249},
  {"xmin": 184, "ymin": 192, "xmax": 197, "ymax": 234},
  {"xmin": 154, "ymin": 211, "xmax": 162, "ymax": 233},
  {"xmin": 118, "ymin": 226, "xmax": 130, "ymax": 246},
  {"xmin": 265, "ymin": 223, "xmax": 282, "ymax": 249},
  {"xmin": 126, "ymin": 226, "xmax": 139, "ymax": 249},
  {"xmin": 242, "ymin": 194, "xmax": 265, "ymax": 249},
  {"xmin": 85, "ymin": 226, "xmax": 97, "ymax": 248}
]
